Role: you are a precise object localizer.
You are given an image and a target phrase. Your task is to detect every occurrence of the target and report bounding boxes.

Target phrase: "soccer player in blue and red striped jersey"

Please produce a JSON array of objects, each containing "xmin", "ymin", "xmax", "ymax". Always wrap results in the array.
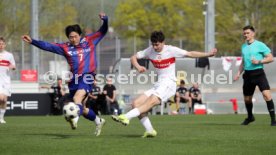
[{"xmin": 22, "ymin": 13, "xmax": 108, "ymax": 136}]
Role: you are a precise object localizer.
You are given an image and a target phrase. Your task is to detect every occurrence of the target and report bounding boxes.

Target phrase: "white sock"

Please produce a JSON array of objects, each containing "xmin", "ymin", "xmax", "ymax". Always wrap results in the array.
[
  {"xmin": 140, "ymin": 116, "xmax": 154, "ymax": 132},
  {"xmin": 0, "ymin": 109, "xmax": 6, "ymax": 120},
  {"xmin": 125, "ymin": 108, "xmax": 141, "ymax": 120},
  {"xmin": 94, "ymin": 116, "xmax": 101, "ymax": 125}
]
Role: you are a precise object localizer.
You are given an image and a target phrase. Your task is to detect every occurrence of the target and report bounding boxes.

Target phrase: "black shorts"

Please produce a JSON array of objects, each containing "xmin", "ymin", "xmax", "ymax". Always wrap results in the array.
[
  {"xmin": 180, "ymin": 98, "xmax": 189, "ymax": 103},
  {"xmin": 243, "ymin": 69, "xmax": 270, "ymax": 96},
  {"xmin": 192, "ymin": 99, "xmax": 202, "ymax": 107}
]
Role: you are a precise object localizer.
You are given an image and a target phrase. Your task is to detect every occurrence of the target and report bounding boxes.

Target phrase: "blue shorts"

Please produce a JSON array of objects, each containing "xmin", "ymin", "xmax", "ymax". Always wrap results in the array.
[{"xmin": 68, "ymin": 74, "xmax": 94, "ymax": 99}]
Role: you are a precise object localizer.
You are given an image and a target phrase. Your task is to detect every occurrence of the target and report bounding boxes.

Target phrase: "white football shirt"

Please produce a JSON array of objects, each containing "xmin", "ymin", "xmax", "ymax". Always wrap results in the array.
[
  {"xmin": 136, "ymin": 45, "xmax": 188, "ymax": 81},
  {"xmin": 0, "ymin": 50, "xmax": 16, "ymax": 84}
]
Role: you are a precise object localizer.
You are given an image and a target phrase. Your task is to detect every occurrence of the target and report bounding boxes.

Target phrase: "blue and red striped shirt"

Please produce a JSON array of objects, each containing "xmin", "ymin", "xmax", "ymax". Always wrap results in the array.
[{"xmin": 31, "ymin": 16, "xmax": 108, "ymax": 76}]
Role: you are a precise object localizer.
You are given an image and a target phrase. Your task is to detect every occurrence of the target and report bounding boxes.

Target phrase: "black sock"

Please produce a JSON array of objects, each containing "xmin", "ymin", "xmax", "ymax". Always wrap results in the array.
[
  {"xmin": 189, "ymin": 108, "xmax": 191, "ymax": 113},
  {"xmin": 266, "ymin": 100, "xmax": 275, "ymax": 122},
  {"xmin": 245, "ymin": 102, "xmax": 253, "ymax": 119}
]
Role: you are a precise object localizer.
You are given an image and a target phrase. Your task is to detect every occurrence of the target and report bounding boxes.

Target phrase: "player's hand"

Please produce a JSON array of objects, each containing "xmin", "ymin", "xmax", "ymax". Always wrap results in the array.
[
  {"xmin": 233, "ymin": 74, "xmax": 240, "ymax": 81},
  {"xmin": 251, "ymin": 58, "xmax": 260, "ymax": 65},
  {"xmin": 21, "ymin": 35, "xmax": 32, "ymax": 43},
  {"xmin": 99, "ymin": 12, "xmax": 106, "ymax": 19},
  {"xmin": 137, "ymin": 66, "xmax": 147, "ymax": 73},
  {"xmin": 9, "ymin": 64, "xmax": 16, "ymax": 70},
  {"xmin": 106, "ymin": 96, "xmax": 112, "ymax": 102},
  {"xmin": 208, "ymin": 48, "xmax": 217, "ymax": 57}
]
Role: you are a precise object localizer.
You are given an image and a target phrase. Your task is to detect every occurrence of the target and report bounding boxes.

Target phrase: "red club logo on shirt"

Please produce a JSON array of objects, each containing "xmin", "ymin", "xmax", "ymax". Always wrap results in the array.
[{"xmin": 157, "ymin": 55, "xmax": 162, "ymax": 62}]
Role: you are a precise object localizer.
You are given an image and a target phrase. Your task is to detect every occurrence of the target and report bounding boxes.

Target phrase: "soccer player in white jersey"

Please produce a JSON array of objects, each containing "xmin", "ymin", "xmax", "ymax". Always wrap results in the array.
[
  {"xmin": 112, "ymin": 31, "xmax": 217, "ymax": 137},
  {"xmin": 0, "ymin": 37, "xmax": 16, "ymax": 124}
]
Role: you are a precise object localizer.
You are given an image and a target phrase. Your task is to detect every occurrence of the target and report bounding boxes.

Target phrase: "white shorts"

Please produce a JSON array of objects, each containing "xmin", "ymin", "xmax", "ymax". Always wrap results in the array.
[
  {"xmin": 144, "ymin": 79, "xmax": 176, "ymax": 102},
  {"xmin": 0, "ymin": 83, "xmax": 11, "ymax": 96}
]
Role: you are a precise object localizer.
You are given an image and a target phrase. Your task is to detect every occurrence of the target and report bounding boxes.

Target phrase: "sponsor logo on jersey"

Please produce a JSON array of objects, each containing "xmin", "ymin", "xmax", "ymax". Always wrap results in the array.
[
  {"xmin": 150, "ymin": 57, "xmax": 175, "ymax": 69},
  {"xmin": 0, "ymin": 60, "xmax": 10, "ymax": 66}
]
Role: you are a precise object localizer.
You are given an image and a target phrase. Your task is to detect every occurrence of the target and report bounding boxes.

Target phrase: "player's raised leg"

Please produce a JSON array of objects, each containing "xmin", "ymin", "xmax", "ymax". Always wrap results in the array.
[
  {"xmin": 132, "ymin": 94, "xmax": 157, "ymax": 137},
  {"xmin": 64, "ymin": 89, "xmax": 87, "ymax": 130},
  {"xmin": 82, "ymin": 100, "xmax": 106, "ymax": 136},
  {"xmin": 74, "ymin": 89, "xmax": 105, "ymax": 136},
  {"xmin": 112, "ymin": 94, "xmax": 160, "ymax": 126}
]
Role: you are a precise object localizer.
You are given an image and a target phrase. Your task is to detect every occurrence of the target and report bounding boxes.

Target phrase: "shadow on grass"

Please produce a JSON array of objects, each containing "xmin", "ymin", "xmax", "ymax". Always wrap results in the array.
[
  {"xmin": 202, "ymin": 123, "xmax": 240, "ymax": 126},
  {"xmin": 24, "ymin": 133, "xmax": 77, "ymax": 139},
  {"xmin": 107, "ymin": 134, "xmax": 143, "ymax": 138}
]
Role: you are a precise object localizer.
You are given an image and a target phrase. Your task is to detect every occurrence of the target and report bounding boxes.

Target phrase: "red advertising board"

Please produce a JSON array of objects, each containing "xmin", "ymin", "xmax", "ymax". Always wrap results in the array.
[{"xmin": 21, "ymin": 70, "xmax": 38, "ymax": 82}]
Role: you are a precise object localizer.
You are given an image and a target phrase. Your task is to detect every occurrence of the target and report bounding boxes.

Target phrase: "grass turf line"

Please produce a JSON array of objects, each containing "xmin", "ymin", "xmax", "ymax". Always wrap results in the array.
[{"xmin": 0, "ymin": 114, "xmax": 275, "ymax": 155}]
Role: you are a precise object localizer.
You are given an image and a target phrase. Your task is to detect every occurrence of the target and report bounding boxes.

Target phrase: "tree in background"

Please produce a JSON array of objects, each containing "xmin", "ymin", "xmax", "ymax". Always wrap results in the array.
[
  {"xmin": 39, "ymin": 0, "xmax": 77, "ymax": 40},
  {"xmin": 0, "ymin": 0, "xmax": 30, "ymax": 40},
  {"xmin": 114, "ymin": 0, "xmax": 276, "ymax": 56},
  {"xmin": 0, "ymin": 0, "xmax": 77, "ymax": 41},
  {"xmin": 1, "ymin": 0, "xmax": 276, "ymax": 57},
  {"xmin": 70, "ymin": 0, "xmax": 119, "ymax": 33},
  {"xmin": 113, "ymin": 0, "xmax": 205, "ymax": 51},
  {"xmin": 216, "ymin": 0, "xmax": 276, "ymax": 56}
]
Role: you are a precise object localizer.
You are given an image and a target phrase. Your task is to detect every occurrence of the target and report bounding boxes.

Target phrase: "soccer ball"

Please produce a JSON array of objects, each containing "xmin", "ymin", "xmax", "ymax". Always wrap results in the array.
[{"xmin": 63, "ymin": 102, "xmax": 80, "ymax": 119}]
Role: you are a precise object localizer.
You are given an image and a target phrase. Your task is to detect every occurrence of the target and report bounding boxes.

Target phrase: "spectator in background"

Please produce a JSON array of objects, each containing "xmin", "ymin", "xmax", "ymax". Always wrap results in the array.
[
  {"xmin": 103, "ymin": 78, "xmax": 118, "ymax": 115},
  {"xmin": 189, "ymin": 83, "xmax": 202, "ymax": 113},
  {"xmin": 51, "ymin": 78, "xmax": 66, "ymax": 115},
  {"xmin": 0, "ymin": 37, "xmax": 16, "ymax": 124},
  {"xmin": 86, "ymin": 80, "xmax": 101, "ymax": 115},
  {"xmin": 41, "ymin": 78, "xmax": 67, "ymax": 115},
  {"xmin": 175, "ymin": 80, "xmax": 191, "ymax": 114}
]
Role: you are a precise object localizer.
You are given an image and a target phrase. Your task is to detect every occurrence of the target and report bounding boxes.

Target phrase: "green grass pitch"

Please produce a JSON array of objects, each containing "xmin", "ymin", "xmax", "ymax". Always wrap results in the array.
[{"xmin": 0, "ymin": 114, "xmax": 275, "ymax": 155}]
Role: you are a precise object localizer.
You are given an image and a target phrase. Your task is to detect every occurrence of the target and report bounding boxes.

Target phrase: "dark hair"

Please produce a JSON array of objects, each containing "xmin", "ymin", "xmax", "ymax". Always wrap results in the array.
[
  {"xmin": 243, "ymin": 25, "xmax": 255, "ymax": 32},
  {"xmin": 65, "ymin": 24, "xmax": 82, "ymax": 38},
  {"xmin": 0, "ymin": 37, "xmax": 5, "ymax": 42},
  {"xmin": 150, "ymin": 31, "xmax": 165, "ymax": 43},
  {"xmin": 180, "ymin": 80, "xmax": 185, "ymax": 85}
]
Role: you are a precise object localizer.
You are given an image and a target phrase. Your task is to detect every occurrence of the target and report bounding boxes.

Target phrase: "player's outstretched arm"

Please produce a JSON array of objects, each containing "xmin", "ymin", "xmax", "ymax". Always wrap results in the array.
[
  {"xmin": 96, "ymin": 12, "xmax": 108, "ymax": 35},
  {"xmin": 186, "ymin": 48, "xmax": 217, "ymax": 58},
  {"xmin": 86, "ymin": 13, "xmax": 108, "ymax": 45},
  {"xmin": 22, "ymin": 35, "xmax": 32, "ymax": 43},
  {"xmin": 21, "ymin": 34, "xmax": 64, "ymax": 56}
]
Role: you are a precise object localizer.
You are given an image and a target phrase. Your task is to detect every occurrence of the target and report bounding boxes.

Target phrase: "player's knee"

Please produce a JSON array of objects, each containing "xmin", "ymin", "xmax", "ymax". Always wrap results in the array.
[
  {"xmin": 131, "ymin": 100, "xmax": 139, "ymax": 108},
  {"xmin": 244, "ymin": 99, "xmax": 251, "ymax": 103},
  {"xmin": 244, "ymin": 96, "xmax": 252, "ymax": 103},
  {"xmin": 73, "ymin": 96, "xmax": 82, "ymax": 103},
  {"xmin": 82, "ymin": 107, "xmax": 89, "ymax": 115},
  {"xmin": 0, "ymin": 96, "xmax": 6, "ymax": 103},
  {"xmin": 263, "ymin": 94, "xmax": 272, "ymax": 101},
  {"xmin": 150, "ymin": 96, "xmax": 161, "ymax": 106}
]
